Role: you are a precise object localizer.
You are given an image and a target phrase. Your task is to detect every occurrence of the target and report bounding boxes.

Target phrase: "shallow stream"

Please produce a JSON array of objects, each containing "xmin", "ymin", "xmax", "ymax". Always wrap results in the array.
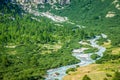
[{"xmin": 45, "ymin": 36, "xmax": 106, "ymax": 80}]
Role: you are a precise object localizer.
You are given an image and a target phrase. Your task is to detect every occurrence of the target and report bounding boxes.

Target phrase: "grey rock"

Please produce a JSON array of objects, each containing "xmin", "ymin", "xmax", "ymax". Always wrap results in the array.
[{"xmin": 11, "ymin": 0, "xmax": 70, "ymax": 5}]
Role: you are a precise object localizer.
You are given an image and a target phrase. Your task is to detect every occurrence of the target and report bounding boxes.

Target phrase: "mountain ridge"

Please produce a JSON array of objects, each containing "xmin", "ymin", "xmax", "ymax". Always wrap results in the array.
[{"xmin": 11, "ymin": 0, "xmax": 70, "ymax": 5}]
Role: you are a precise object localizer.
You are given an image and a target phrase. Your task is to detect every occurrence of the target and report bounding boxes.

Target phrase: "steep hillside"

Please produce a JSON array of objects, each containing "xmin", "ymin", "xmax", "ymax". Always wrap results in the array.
[
  {"xmin": 49, "ymin": 0, "xmax": 120, "ymax": 46},
  {"xmin": 12, "ymin": 0, "xmax": 70, "ymax": 4},
  {"xmin": 0, "ymin": 1, "xmax": 90, "ymax": 80}
]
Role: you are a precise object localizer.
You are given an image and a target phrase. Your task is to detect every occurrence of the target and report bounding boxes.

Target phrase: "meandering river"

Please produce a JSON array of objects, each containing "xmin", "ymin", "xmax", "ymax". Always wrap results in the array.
[{"xmin": 45, "ymin": 36, "xmax": 106, "ymax": 80}]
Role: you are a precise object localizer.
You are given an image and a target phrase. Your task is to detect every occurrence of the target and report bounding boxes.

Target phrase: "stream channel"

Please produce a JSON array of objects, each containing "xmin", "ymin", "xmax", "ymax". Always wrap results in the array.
[{"xmin": 45, "ymin": 36, "xmax": 106, "ymax": 80}]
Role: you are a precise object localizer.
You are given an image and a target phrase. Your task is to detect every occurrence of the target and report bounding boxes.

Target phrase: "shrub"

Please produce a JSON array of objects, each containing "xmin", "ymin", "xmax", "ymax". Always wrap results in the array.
[
  {"xmin": 90, "ymin": 54, "xmax": 100, "ymax": 60},
  {"xmin": 112, "ymin": 71, "xmax": 120, "ymax": 80},
  {"xmin": 82, "ymin": 75, "xmax": 91, "ymax": 80},
  {"xmin": 104, "ymin": 77, "xmax": 108, "ymax": 80},
  {"xmin": 84, "ymin": 48, "xmax": 99, "ymax": 54},
  {"xmin": 66, "ymin": 68, "xmax": 77, "ymax": 74},
  {"xmin": 106, "ymin": 73, "xmax": 112, "ymax": 77},
  {"xmin": 76, "ymin": 65, "xmax": 80, "ymax": 68}
]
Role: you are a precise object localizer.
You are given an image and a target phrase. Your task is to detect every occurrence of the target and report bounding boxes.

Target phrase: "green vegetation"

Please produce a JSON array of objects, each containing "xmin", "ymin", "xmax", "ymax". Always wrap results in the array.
[
  {"xmin": 82, "ymin": 75, "xmax": 91, "ymax": 80},
  {"xmin": 66, "ymin": 67, "xmax": 77, "ymax": 74},
  {"xmin": 1, "ymin": 0, "xmax": 120, "ymax": 80},
  {"xmin": 38, "ymin": 3, "xmax": 51, "ymax": 12},
  {"xmin": 96, "ymin": 52, "xmax": 120, "ymax": 64},
  {"xmin": 50, "ymin": 0, "xmax": 120, "ymax": 46},
  {"xmin": 0, "ymin": 1, "xmax": 96, "ymax": 80},
  {"xmin": 112, "ymin": 71, "xmax": 120, "ymax": 80},
  {"xmin": 90, "ymin": 54, "xmax": 100, "ymax": 60},
  {"xmin": 84, "ymin": 48, "xmax": 99, "ymax": 54},
  {"xmin": 97, "ymin": 37, "xmax": 108, "ymax": 45}
]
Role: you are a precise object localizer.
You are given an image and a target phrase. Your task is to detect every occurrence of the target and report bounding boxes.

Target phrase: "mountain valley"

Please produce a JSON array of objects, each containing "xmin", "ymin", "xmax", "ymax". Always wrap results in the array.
[{"xmin": 0, "ymin": 0, "xmax": 120, "ymax": 80}]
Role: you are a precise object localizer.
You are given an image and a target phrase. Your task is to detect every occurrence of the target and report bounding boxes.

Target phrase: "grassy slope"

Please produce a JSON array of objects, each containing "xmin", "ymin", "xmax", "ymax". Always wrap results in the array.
[{"xmin": 63, "ymin": 61, "xmax": 120, "ymax": 80}]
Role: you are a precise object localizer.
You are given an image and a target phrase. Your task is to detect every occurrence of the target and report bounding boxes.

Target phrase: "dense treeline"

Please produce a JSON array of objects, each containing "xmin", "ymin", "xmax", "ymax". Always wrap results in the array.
[
  {"xmin": 0, "ymin": 2, "xmax": 97, "ymax": 80},
  {"xmin": 50, "ymin": 0, "xmax": 120, "ymax": 47},
  {"xmin": 1, "ymin": 0, "xmax": 120, "ymax": 79},
  {"xmin": 49, "ymin": 0, "xmax": 120, "ymax": 79},
  {"xmin": 50, "ymin": 0, "xmax": 120, "ymax": 70}
]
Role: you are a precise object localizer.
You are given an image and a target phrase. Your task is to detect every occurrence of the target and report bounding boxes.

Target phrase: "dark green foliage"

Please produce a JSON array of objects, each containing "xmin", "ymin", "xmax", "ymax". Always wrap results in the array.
[
  {"xmin": 82, "ymin": 75, "xmax": 91, "ymax": 80},
  {"xmin": 106, "ymin": 73, "xmax": 112, "ymax": 77},
  {"xmin": 97, "ymin": 37, "xmax": 108, "ymax": 45},
  {"xmin": 84, "ymin": 48, "xmax": 99, "ymax": 54},
  {"xmin": 66, "ymin": 68, "xmax": 77, "ymax": 74},
  {"xmin": 38, "ymin": 3, "xmax": 51, "ymax": 12},
  {"xmin": 104, "ymin": 78, "xmax": 108, "ymax": 80},
  {"xmin": 76, "ymin": 65, "xmax": 80, "ymax": 68},
  {"xmin": 0, "ymin": 1, "xmax": 93, "ymax": 79},
  {"xmin": 0, "ymin": 0, "xmax": 120, "ymax": 79},
  {"xmin": 0, "ymin": 12, "xmax": 87, "ymax": 79},
  {"xmin": 112, "ymin": 71, "xmax": 120, "ymax": 80},
  {"xmin": 96, "ymin": 53, "xmax": 120, "ymax": 64},
  {"xmin": 0, "ymin": 0, "xmax": 22, "ymax": 16},
  {"xmin": 90, "ymin": 54, "xmax": 100, "ymax": 60},
  {"xmin": 50, "ymin": 0, "xmax": 120, "ymax": 47}
]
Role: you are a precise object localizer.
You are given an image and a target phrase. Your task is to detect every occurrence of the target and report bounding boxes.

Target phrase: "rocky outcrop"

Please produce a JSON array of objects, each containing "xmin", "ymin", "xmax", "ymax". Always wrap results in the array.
[{"xmin": 11, "ymin": 0, "xmax": 70, "ymax": 5}]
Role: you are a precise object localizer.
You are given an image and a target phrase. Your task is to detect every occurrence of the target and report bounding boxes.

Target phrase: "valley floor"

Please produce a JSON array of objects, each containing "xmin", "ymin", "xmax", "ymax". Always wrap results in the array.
[{"xmin": 63, "ymin": 41, "xmax": 120, "ymax": 80}]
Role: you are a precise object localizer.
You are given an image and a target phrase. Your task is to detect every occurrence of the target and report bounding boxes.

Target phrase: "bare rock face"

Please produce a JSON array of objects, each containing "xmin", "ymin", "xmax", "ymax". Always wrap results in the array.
[
  {"xmin": 60, "ymin": 0, "xmax": 70, "ymax": 5},
  {"xmin": 12, "ymin": 0, "xmax": 70, "ymax": 5}
]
